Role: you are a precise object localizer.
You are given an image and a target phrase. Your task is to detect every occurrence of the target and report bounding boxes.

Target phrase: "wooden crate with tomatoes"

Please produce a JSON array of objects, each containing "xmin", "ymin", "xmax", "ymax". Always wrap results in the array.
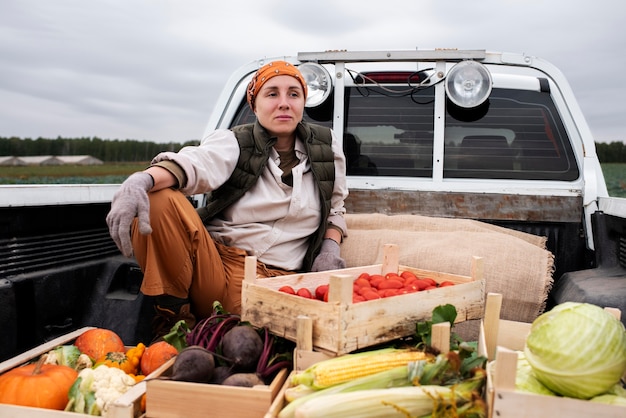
[{"xmin": 241, "ymin": 243, "xmax": 485, "ymax": 356}]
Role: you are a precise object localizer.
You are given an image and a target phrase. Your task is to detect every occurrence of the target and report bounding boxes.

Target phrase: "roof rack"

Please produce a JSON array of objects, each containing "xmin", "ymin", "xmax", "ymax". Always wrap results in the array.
[{"xmin": 297, "ymin": 49, "xmax": 486, "ymax": 63}]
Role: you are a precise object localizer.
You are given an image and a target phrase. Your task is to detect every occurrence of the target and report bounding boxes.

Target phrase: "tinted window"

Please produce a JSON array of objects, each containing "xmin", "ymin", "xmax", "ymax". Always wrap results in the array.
[
  {"xmin": 443, "ymin": 89, "xmax": 579, "ymax": 180},
  {"xmin": 230, "ymin": 86, "xmax": 579, "ymax": 181},
  {"xmin": 344, "ymin": 88, "xmax": 434, "ymax": 177}
]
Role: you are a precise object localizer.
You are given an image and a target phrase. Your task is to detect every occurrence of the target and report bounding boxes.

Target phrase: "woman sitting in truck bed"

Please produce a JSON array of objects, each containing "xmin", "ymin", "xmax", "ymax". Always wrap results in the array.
[{"xmin": 106, "ymin": 61, "xmax": 349, "ymax": 340}]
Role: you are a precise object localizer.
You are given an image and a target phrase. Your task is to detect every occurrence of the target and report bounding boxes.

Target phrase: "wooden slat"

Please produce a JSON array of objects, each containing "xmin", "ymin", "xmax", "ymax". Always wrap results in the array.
[
  {"xmin": 0, "ymin": 327, "xmax": 94, "ymax": 373},
  {"xmin": 483, "ymin": 293, "xmax": 502, "ymax": 361},
  {"xmin": 492, "ymin": 388, "xmax": 623, "ymax": 418},
  {"xmin": 431, "ymin": 322, "xmax": 450, "ymax": 354},
  {"xmin": 346, "ymin": 190, "xmax": 583, "ymax": 222},
  {"xmin": 146, "ymin": 368, "xmax": 288, "ymax": 418},
  {"xmin": 497, "ymin": 319, "xmax": 530, "ymax": 351}
]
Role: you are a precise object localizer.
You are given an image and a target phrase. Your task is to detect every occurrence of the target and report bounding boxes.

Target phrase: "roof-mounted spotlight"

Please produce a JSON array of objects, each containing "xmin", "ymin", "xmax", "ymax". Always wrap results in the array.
[
  {"xmin": 445, "ymin": 60, "xmax": 492, "ymax": 108},
  {"xmin": 299, "ymin": 63, "xmax": 332, "ymax": 108}
]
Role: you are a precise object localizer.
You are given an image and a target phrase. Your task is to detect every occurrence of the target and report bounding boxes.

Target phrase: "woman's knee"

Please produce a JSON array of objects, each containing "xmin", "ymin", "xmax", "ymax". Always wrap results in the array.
[{"xmin": 149, "ymin": 188, "xmax": 189, "ymax": 215}]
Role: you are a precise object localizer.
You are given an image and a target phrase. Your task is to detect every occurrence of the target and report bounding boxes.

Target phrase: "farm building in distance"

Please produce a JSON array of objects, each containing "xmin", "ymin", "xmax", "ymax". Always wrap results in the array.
[
  {"xmin": 0, "ymin": 156, "xmax": 25, "ymax": 166},
  {"xmin": 0, "ymin": 155, "xmax": 103, "ymax": 166}
]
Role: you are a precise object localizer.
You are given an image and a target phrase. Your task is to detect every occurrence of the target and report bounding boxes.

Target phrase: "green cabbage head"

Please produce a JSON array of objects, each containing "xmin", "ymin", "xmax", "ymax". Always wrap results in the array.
[
  {"xmin": 514, "ymin": 351, "xmax": 555, "ymax": 396},
  {"xmin": 524, "ymin": 302, "xmax": 626, "ymax": 399}
]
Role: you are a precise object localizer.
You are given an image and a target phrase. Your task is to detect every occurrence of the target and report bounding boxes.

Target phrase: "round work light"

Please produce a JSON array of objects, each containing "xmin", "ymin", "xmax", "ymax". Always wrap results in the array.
[
  {"xmin": 298, "ymin": 63, "xmax": 332, "ymax": 108},
  {"xmin": 445, "ymin": 61, "xmax": 492, "ymax": 108}
]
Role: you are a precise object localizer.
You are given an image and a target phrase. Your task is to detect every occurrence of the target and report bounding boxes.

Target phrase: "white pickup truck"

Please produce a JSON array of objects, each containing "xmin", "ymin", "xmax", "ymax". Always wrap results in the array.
[{"xmin": 1, "ymin": 49, "xmax": 625, "ymax": 361}]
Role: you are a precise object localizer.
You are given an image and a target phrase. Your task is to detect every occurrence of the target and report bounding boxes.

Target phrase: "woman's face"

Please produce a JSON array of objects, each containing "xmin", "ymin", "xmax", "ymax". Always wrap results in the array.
[{"xmin": 253, "ymin": 75, "xmax": 305, "ymax": 139}]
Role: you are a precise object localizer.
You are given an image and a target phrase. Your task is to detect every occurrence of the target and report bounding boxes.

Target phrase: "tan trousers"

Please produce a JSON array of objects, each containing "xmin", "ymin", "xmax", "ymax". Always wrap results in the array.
[{"xmin": 131, "ymin": 188, "xmax": 293, "ymax": 318}]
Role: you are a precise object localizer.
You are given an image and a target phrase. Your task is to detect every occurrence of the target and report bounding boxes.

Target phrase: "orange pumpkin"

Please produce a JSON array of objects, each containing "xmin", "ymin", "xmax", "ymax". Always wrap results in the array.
[
  {"xmin": 140, "ymin": 341, "xmax": 178, "ymax": 375},
  {"xmin": 74, "ymin": 328, "xmax": 125, "ymax": 361},
  {"xmin": 0, "ymin": 358, "xmax": 78, "ymax": 410}
]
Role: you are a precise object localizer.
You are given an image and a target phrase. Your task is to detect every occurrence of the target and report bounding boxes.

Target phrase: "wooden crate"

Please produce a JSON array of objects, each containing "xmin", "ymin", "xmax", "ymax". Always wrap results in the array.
[
  {"xmin": 479, "ymin": 293, "xmax": 625, "ymax": 418},
  {"xmin": 145, "ymin": 361, "xmax": 288, "ymax": 418},
  {"xmin": 265, "ymin": 321, "xmax": 454, "ymax": 418},
  {"xmin": 0, "ymin": 327, "xmax": 146, "ymax": 418},
  {"xmin": 242, "ymin": 243, "xmax": 485, "ymax": 355}
]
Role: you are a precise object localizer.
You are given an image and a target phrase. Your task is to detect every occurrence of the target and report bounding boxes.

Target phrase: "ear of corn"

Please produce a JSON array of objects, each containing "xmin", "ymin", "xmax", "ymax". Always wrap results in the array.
[
  {"xmin": 290, "ymin": 373, "xmax": 487, "ymax": 418},
  {"xmin": 292, "ymin": 385, "xmax": 452, "ymax": 418},
  {"xmin": 279, "ymin": 365, "xmax": 412, "ymax": 418},
  {"xmin": 291, "ymin": 348, "xmax": 432, "ymax": 390},
  {"xmin": 284, "ymin": 384, "xmax": 316, "ymax": 403}
]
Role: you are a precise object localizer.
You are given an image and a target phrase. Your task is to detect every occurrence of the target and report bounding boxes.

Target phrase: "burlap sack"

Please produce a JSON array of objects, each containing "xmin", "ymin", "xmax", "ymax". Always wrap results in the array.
[{"xmin": 341, "ymin": 213, "xmax": 555, "ymax": 324}]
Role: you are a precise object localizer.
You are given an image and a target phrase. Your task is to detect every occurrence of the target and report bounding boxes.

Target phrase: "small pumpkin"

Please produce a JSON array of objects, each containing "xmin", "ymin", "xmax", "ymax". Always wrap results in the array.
[
  {"xmin": 140, "ymin": 341, "xmax": 178, "ymax": 375},
  {"xmin": 96, "ymin": 342, "xmax": 145, "ymax": 375},
  {"xmin": 74, "ymin": 328, "xmax": 125, "ymax": 361},
  {"xmin": 0, "ymin": 358, "xmax": 78, "ymax": 410}
]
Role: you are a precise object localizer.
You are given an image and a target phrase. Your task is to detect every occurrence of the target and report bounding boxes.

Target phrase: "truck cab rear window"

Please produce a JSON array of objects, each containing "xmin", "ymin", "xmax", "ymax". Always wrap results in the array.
[
  {"xmin": 230, "ymin": 87, "xmax": 579, "ymax": 181},
  {"xmin": 443, "ymin": 89, "xmax": 578, "ymax": 181}
]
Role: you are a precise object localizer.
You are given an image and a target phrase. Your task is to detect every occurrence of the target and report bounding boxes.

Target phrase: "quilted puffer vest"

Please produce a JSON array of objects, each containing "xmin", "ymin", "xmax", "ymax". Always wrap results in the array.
[{"xmin": 196, "ymin": 120, "xmax": 335, "ymax": 271}]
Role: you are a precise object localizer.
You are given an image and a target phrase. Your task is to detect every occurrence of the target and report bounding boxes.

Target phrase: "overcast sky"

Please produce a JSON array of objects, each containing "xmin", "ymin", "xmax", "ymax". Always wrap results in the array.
[{"xmin": 1, "ymin": 0, "xmax": 625, "ymax": 144}]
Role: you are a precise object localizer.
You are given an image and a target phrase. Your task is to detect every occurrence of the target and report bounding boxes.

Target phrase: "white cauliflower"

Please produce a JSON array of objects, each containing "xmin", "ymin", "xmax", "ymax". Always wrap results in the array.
[
  {"xmin": 42, "ymin": 345, "xmax": 93, "ymax": 371},
  {"xmin": 75, "ymin": 353, "xmax": 94, "ymax": 371},
  {"xmin": 66, "ymin": 365, "xmax": 136, "ymax": 416}
]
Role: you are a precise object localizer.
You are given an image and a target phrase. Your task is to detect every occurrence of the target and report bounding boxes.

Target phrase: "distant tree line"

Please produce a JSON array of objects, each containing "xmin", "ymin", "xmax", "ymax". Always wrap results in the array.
[
  {"xmin": 0, "ymin": 136, "xmax": 200, "ymax": 162},
  {"xmin": 595, "ymin": 141, "xmax": 626, "ymax": 163},
  {"xmin": 1, "ymin": 136, "xmax": 625, "ymax": 163}
]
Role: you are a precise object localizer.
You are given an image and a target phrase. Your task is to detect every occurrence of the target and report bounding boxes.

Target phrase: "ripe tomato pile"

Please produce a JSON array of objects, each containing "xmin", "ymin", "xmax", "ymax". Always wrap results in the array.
[{"xmin": 277, "ymin": 270, "xmax": 455, "ymax": 303}]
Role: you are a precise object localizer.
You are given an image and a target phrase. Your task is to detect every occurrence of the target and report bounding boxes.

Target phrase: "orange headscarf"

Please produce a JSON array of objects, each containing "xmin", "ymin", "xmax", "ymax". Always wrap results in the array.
[{"xmin": 246, "ymin": 60, "xmax": 307, "ymax": 110}]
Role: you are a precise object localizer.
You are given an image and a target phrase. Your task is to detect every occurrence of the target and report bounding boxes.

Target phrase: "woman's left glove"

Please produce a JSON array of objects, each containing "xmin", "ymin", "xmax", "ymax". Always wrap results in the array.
[
  {"xmin": 311, "ymin": 239, "xmax": 346, "ymax": 271},
  {"xmin": 106, "ymin": 172, "xmax": 154, "ymax": 257}
]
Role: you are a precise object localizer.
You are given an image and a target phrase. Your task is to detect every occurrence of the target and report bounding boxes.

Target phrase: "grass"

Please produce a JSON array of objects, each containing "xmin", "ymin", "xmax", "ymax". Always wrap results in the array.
[
  {"xmin": 1, "ymin": 162, "xmax": 626, "ymax": 197},
  {"xmin": 0, "ymin": 163, "xmax": 148, "ymax": 184},
  {"xmin": 600, "ymin": 163, "xmax": 626, "ymax": 198}
]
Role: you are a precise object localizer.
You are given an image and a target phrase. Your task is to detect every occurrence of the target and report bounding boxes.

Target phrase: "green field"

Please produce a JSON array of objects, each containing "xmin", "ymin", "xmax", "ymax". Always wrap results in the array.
[
  {"xmin": 0, "ymin": 163, "xmax": 148, "ymax": 184},
  {"xmin": 1, "ymin": 163, "xmax": 625, "ymax": 197},
  {"xmin": 600, "ymin": 163, "xmax": 626, "ymax": 197}
]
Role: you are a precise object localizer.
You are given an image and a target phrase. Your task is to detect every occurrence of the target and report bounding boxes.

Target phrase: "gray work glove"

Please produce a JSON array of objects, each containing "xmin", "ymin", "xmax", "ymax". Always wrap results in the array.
[
  {"xmin": 106, "ymin": 172, "xmax": 154, "ymax": 257},
  {"xmin": 311, "ymin": 239, "xmax": 346, "ymax": 271}
]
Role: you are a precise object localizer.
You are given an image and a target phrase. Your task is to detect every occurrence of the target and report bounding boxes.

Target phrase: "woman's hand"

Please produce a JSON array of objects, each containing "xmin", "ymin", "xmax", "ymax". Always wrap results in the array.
[
  {"xmin": 311, "ymin": 239, "xmax": 346, "ymax": 271},
  {"xmin": 106, "ymin": 172, "xmax": 154, "ymax": 257}
]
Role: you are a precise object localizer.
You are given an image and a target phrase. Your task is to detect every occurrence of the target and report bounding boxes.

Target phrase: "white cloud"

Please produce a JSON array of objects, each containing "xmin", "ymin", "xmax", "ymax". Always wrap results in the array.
[{"xmin": 0, "ymin": 0, "xmax": 624, "ymax": 143}]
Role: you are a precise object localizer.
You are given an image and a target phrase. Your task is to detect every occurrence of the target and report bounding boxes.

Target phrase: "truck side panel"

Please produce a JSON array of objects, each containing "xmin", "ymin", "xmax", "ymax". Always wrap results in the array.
[{"xmin": 0, "ymin": 203, "xmax": 152, "ymax": 361}]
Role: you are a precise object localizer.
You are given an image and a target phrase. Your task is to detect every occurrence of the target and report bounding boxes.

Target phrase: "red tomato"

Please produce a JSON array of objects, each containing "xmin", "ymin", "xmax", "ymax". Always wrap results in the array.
[
  {"xmin": 368, "ymin": 275, "xmax": 385, "ymax": 288},
  {"xmin": 424, "ymin": 285, "xmax": 437, "ymax": 291},
  {"xmin": 378, "ymin": 279, "xmax": 404, "ymax": 290},
  {"xmin": 385, "ymin": 272, "xmax": 402, "ymax": 280},
  {"xmin": 403, "ymin": 285, "xmax": 419, "ymax": 293},
  {"xmin": 278, "ymin": 285, "xmax": 296, "ymax": 295},
  {"xmin": 362, "ymin": 290, "xmax": 382, "ymax": 300},
  {"xmin": 422, "ymin": 277, "xmax": 437, "ymax": 287},
  {"xmin": 357, "ymin": 272, "xmax": 371, "ymax": 280},
  {"xmin": 413, "ymin": 279, "xmax": 430, "ymax": 291},
  {"xmin": 402, "ymin": 276, "xmax": 418, "ymax": 286},
  {"xmin": 380, "ymin": 288, "xmax": 400, "ymax": 297},
  {"xmin": 439, "ymin": 281, "xmax": 455, "ymax": 287},
  {"xmin": 315, "ymin": 284, "xmax": 329, "ymax": 300},
  {"xmin": 355, "ymin": 286, "xmax": 368, "ymax": 296},
  {"xmin": 296, "ymin": 288, "xmax": 313, "ymax": 299},
  {"xmin": 354, "ymin": 277, "xmax": 371, "ymax": 288},
  {"xmin": 400, "ymin": 271, "xmax": 418, "ymax": 281},
  {"xmin": 353, "ymin": 293, "xmax": 366, "ymax": 303}
]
